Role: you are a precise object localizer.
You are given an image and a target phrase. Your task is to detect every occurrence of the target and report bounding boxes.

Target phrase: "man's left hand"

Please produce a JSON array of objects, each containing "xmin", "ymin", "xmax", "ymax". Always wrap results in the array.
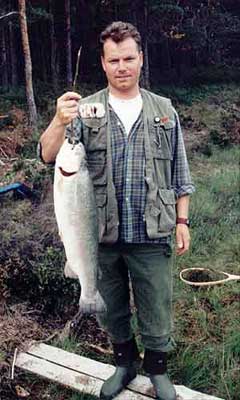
[{"xmin": 176, "ymin": 224, "xmax": 190, "ymax": 255}]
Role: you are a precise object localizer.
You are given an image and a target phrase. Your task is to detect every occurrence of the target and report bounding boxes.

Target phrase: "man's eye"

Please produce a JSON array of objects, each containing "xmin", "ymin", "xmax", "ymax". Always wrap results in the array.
[{"xmin": 110, "ymin": 60, "xmax": 118, "ymax": 64}]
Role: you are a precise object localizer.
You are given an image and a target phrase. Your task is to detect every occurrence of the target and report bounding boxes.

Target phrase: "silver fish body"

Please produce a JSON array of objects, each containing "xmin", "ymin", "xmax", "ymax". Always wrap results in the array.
[{"xmin": 53, "ymin": 139, "xmax": 106, "ymax": 313}]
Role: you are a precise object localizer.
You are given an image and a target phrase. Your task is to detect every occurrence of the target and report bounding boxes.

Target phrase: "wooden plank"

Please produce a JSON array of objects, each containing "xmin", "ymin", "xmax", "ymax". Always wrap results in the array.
[
  {"xmin": 16, "ymin": 344, "xmax": 224, "ymax": 400},
  {"xmin": 27, "ymin": 342, "xmax": 115, "ymax": 381},
  {"xmin": 16, "ymin": 352, "xmax": 152, "ymax": 400},
  {"xmin": 26, "ymin": 344, "xmax": 155, "ymax": 398}
]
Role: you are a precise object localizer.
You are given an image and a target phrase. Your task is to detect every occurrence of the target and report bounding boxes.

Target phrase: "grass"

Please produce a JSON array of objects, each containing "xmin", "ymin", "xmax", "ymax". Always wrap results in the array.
[
  {"xmin": 176, "ymin": 146, "xmax": 240, "ymax": 268},
  {"xmin": 170, "ymin": 145, "xmax": 240, "ymax": 399},
  {"xmin": 155, "ymin": 82, "xmax": 240, "ymax": 107}
]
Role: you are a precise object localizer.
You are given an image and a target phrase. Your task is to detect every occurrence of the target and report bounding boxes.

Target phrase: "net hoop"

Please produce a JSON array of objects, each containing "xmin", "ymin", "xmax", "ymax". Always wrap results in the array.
[{"xmin": 180, "ymin": 267, "xmax": 240, "ymax": 287}]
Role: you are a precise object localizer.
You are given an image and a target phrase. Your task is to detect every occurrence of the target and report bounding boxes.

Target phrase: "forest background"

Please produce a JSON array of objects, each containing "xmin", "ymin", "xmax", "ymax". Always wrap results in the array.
[
  {"xmin": 0, "ymin": 1, "xmax": 239, "ymax": 400},
  {"xmin": 1, "ymin": 0, "xmax": 240, "ymax": 96}
]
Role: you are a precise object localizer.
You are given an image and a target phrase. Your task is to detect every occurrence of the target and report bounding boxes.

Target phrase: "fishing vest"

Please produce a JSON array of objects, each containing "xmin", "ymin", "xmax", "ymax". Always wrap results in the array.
[{"xmin": 79, "ymin": 88, "xmax": 176, "ymax": 244}]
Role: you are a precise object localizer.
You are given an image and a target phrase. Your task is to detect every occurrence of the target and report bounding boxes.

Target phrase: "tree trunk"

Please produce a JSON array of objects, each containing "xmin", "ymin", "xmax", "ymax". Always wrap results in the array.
[
  {"xmin": 0, "ymin": 27, "xmax": 8, "ymax": 88},
  {"xmin": 143, "ymin": 1, "xmax": 150, "ymax": 89},
  {"xmin": 131, "ymin": 0, "xmax": 138, "ymax": 27},
  {"xmin": 18, "ymin": 0, "xmax": 37, "ymax": 129},
  {"xmin": 114, "ymin": 0, "xmax": 118, "ymax": 20},
  {"xmin": 9, "ymin": 21, "xmax": 18, "ymax": 86},
  {"xmin": 39, "ymin": 24, "xmax": 47, "ymax": 83},
  {"xmin": 49, "ymin": 0, "xmax": 57, "ymax": 91},
  {"xmin": 164, "ymin": 36, "xmax": 171, "ymax": 71},
  {"xmin": 65, "ymin": 0, "xmax": 72, "ymax": 87}
]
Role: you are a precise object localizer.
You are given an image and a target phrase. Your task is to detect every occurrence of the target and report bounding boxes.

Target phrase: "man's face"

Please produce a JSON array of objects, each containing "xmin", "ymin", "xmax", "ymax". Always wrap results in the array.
[{"xmin": 101, "ymin": 37, "xmax": 143, "ymax": 95}]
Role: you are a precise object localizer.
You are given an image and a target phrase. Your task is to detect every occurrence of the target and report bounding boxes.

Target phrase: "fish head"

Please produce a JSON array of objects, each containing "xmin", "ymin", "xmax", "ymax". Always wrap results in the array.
[{"xmin": 56, "ymin": 139, "xmax": 87, "ymax": 174}]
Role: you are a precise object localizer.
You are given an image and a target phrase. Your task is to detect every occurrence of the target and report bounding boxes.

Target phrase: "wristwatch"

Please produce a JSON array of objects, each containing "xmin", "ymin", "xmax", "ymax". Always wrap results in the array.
[{"xmin": 176, "ymin": 217, "xmax": 190, "ymax": 227}]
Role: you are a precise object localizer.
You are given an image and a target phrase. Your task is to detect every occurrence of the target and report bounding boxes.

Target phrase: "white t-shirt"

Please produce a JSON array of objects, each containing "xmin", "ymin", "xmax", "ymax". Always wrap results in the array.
[{"xmin": 109, "ymin": 93, "xmax": 143, "ymax": 136}]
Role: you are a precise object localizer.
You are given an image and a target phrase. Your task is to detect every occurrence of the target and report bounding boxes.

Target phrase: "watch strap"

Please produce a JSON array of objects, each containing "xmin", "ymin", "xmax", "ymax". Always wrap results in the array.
[{"xmin": 176, "ymin": 217, "xmax": 190, "ymax": 227}]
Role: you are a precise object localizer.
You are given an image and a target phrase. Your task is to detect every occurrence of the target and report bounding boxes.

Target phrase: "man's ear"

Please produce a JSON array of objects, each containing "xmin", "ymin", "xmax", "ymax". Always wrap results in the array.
[
  {"xmin": 101, "ymin": 55, "xmax": 106, "ymax": 72},
  {"xmin": 140, "ymin": 51, "xmax": 143, "ymax": 68}
]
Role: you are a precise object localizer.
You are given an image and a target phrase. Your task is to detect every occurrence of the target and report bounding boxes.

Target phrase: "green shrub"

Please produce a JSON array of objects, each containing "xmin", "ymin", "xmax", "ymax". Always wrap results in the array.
[
  {"xmin": 0, "ymin": 195, "xmax": 79, "ymax": 315},
  {"xmin": 188, "ymin": 64, "xmax": 240, "ymax": 85}
]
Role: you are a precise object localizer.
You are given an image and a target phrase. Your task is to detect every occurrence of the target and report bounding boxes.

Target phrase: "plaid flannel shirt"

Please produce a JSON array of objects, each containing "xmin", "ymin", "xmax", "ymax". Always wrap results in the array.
[{"xmin": 109, "ymin": 105, "xmax": 195, "ymax": 243}]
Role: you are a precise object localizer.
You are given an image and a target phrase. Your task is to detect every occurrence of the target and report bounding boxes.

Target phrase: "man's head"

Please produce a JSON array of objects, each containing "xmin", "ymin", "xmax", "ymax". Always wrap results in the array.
[
  {"xmin": 100, "ymin": 21, "xmax": 142, "ymax": 56},
  {"xmin": 100, "ymin": 21, "xmax": 143, "ymax": 97}
]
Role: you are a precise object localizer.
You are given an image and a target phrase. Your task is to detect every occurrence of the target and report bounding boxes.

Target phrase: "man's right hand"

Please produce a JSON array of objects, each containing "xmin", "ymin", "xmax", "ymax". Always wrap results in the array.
[
  {"xmin": 39, "ymin": 91, "xmax": 81, "ymax": 163},
  {"xmin": 55, "ymin": 91, "xmax": 81, "ymax": 126}
]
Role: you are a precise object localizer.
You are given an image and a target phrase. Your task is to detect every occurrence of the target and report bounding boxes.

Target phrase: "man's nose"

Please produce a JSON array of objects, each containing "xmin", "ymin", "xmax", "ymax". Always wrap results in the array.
[{"xmin": 118, "ymin": 60, "xmax": 127, "ymax": 71}]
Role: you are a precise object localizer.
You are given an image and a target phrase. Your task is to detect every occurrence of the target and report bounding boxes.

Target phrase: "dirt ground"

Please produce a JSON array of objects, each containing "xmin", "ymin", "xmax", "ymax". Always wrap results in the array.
[{"xmin": 0, "ymin": 302, "xmax": 111, "ymax": 400}]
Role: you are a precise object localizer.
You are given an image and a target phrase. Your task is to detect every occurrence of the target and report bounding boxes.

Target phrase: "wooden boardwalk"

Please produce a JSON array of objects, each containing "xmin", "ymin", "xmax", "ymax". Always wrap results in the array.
[{"xmin": 15, "ymin": 343, "xmax": 224, "ymax": 400}]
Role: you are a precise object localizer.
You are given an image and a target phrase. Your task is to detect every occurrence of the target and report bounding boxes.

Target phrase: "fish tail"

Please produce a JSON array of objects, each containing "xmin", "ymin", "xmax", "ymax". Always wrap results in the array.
[{"xmin": 79, "ymin": 291, "xmax": 106, "ymax": 314}]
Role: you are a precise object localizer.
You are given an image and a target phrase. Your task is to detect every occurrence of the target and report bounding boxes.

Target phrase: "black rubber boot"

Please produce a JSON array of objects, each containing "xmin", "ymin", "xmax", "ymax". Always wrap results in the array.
[
  {"xmin": 99, "ymin": 338, "xmax": 139, "ymax": 400},
  {"xmin": 100, "ymin": 365, "xmax": 137, "ymax": 400},
  {"xmin": 143, "ymin": 349, "xmax": 176, "ymax": 400},
  {"xmin": 150, "ymin": 374, "xmax": 176, "ymax": 400}
]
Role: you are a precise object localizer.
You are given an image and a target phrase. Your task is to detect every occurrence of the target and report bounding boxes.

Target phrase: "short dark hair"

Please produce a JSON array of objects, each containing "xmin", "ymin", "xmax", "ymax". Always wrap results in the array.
[{"xmin": 100, "ymin": 21, "xmax": 142, "ymax": 55}]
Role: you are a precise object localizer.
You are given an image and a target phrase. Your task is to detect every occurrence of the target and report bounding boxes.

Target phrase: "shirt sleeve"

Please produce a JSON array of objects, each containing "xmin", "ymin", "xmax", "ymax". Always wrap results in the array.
[
  {"xmin": 171, "ymin": 110, "xmax": 195, "ymax": 198},
  {"xmin": 36, "ymin": 141, "xmax": 55, "ymax": 166}
]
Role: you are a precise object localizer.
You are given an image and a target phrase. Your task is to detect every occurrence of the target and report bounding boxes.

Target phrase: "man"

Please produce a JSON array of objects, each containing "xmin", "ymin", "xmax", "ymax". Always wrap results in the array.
[{"xmin": 39, "ymin": 21, "xmax": 195, "ymax": 400}]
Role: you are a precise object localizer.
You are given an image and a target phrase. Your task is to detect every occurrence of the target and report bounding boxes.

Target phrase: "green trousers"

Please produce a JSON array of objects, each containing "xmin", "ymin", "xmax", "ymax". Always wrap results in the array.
[{"xmin": 97, "ymin": 242, "xmax": 175, "ymax": 352}]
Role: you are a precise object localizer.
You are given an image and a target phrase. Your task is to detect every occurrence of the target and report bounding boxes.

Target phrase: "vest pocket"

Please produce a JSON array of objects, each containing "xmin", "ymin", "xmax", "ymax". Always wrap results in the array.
[
  {"xmin": 158, "ymin": 189, "xmax": 176, "ymax": 232},
  {"xmin": 146, "ymin": 188, "xmax": 176, "ymax": 238},
  {"xmin": 149, "ymin": 121, "xmax": 174, "ymax": 160},
  {"xmin": 95, "ymin": 192, "xmax": 107, "ymax": 241},
  {"xmin": 87, "ymin": 150, "xmax": 107, "ymax": 186},
  {"xmin": 82, "ymin": 116, "xmax": 107, "ymax": 151}
]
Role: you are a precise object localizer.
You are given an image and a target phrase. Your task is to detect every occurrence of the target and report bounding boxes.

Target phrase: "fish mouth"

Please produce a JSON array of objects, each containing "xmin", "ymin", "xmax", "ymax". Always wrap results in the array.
[{"xmin": 59, "ymin": 167, "xmax": 77, "ymax": 177}]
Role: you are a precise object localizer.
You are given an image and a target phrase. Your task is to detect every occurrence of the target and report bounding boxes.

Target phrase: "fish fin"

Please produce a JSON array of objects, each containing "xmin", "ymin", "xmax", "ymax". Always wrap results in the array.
[{"xmin": 64, "ymin": 261, "xmax": 78, "ymax": 279}]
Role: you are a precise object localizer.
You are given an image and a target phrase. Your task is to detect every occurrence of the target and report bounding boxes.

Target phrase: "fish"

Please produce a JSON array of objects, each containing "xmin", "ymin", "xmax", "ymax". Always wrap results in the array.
[{"xmin": 53, "ymin": 138, "xmax": 106, "ymax": 314}]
